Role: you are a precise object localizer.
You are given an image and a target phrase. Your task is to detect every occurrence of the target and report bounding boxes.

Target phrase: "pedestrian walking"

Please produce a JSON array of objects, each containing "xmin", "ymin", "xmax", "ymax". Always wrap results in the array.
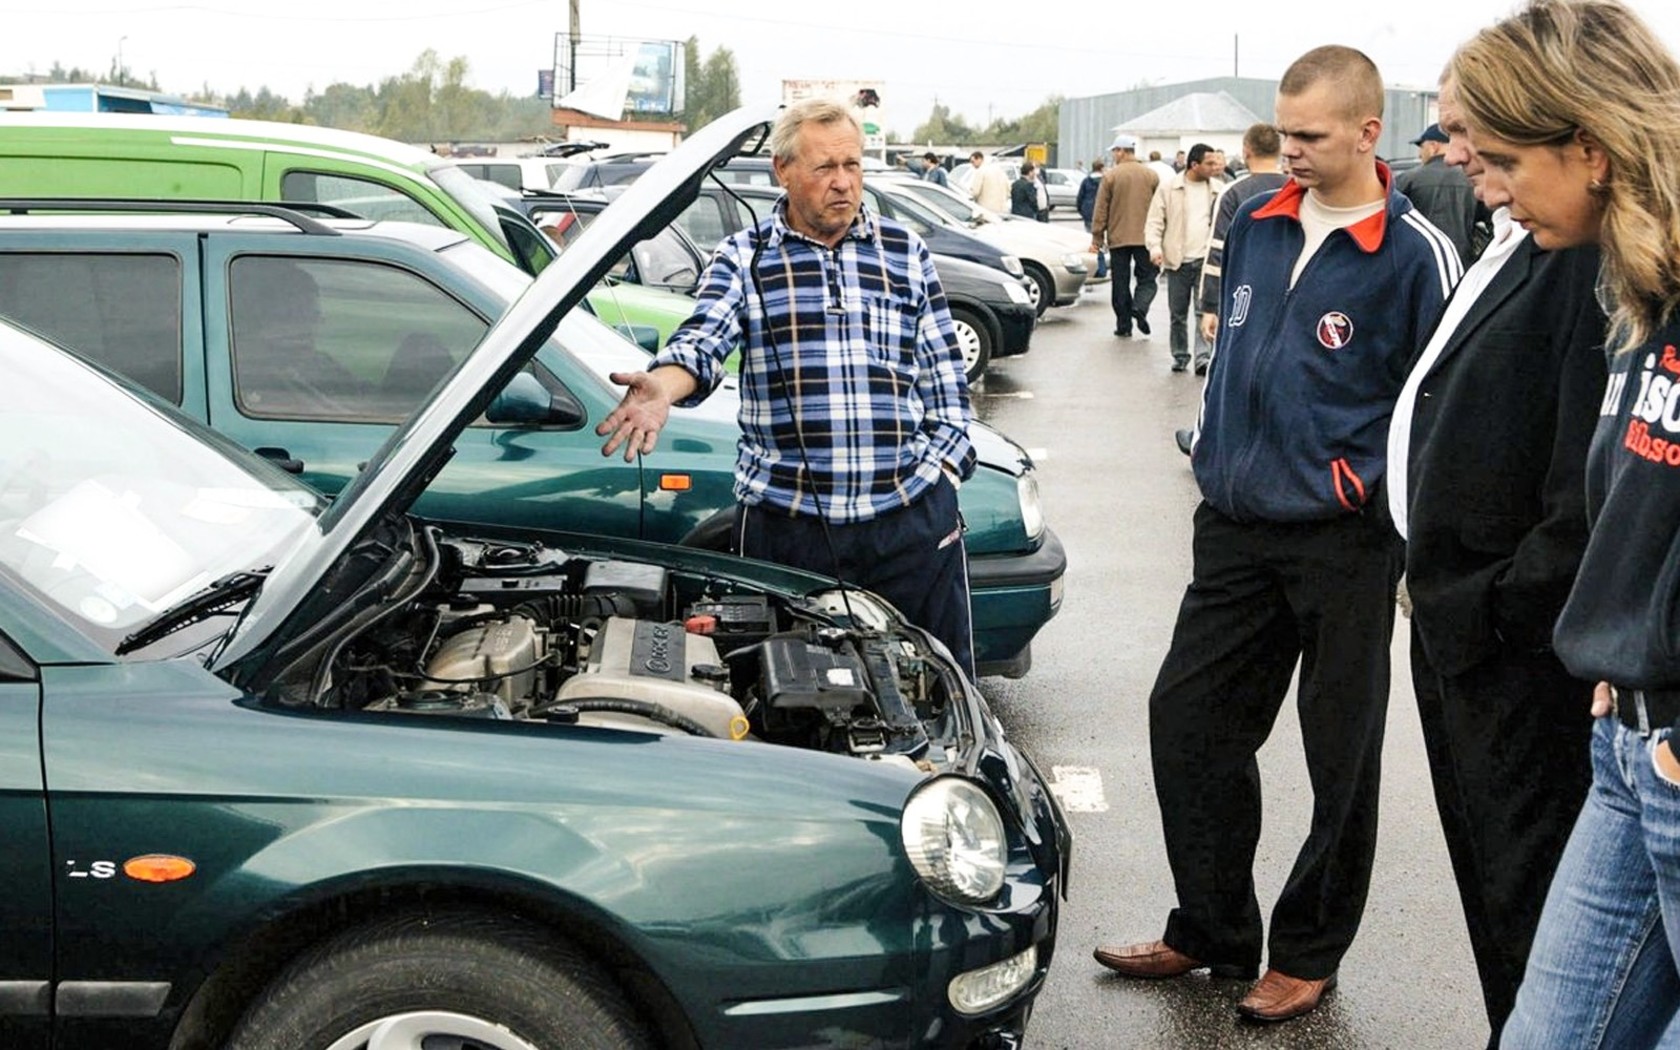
[
  {"xmin": 1146, "ymin": 142, "xmax": 1223, "ymax": 373},
  {"xmin": 1090, "ymin": 133, "xmax": 1160, "ymax": 338}
]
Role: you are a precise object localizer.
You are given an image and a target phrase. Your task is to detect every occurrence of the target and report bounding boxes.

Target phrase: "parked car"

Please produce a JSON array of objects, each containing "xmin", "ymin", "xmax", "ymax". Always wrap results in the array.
[
  {"xmin": 511, "ymin": 186, "xmax": 1035, "ymax": 383},
  {"xmin": 887, "ymin": 177, "xmax": 1104, "ymax": 305},
  {"xmin": 1041, "ymin": 167, "xmax": 1084, "ymax": 211},
  {"xmin": 874, "ymin": 178, "xmax": 1093, "ymax": 314},
  {"xmin": 679, "ymin": 179, "xmax": 1029, "ymax": 293},
  {"xmin": 0, "ymin": 108, "xmax": 1069, "ymax": 1050},
  {"xmin": 442, "ymin": 155, "xmax": 583, "ymax": 193},
  {"xmin": 0, "ymin": 111, "xmax": 556, "ymax": 276},
  {"xmin": 0, "ymin": 198, "xmax": 1063, "ymax": 678}
]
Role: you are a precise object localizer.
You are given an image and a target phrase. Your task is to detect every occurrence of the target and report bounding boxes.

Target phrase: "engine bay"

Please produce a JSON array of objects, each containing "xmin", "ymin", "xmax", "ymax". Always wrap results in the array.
[{"xmin": 322, "ymin": 536, "xmax": 967, "ymax": 771}]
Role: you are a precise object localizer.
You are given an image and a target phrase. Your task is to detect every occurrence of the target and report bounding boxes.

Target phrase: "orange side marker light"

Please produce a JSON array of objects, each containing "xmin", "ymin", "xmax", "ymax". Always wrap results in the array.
[{"xmin": 124, "ymin": 855, "xmax": 197, "ymax": 883}]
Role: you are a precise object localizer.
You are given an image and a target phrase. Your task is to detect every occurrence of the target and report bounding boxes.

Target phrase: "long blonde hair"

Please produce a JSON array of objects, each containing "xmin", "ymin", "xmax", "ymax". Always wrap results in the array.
[{"xmin": 1450, "ymin": 0, "xmax": 1680, "ymax": 350}]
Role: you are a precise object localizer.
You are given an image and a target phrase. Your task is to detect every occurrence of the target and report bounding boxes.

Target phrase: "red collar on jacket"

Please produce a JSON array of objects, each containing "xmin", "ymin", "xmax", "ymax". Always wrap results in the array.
[{"xmin": 1251, "ymin": 161, "xmax": 1393, "ymax": 253}]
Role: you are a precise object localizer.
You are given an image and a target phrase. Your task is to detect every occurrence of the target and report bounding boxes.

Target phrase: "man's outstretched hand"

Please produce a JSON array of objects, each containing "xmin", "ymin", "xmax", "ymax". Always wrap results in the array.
[{"xmin": 596, "ymin": 370, "xmax": 678, "ymax": 461}]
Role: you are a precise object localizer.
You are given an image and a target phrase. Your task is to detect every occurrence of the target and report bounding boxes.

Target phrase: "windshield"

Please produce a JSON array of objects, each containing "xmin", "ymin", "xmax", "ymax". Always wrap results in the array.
[
  {"xmin": 897, "ymin": 181, "xmax": 989, "ymax": 225},
  {"xmin": 432, "ymin": 164, "xmax": 559, "ymax": 274},
  {"xmin": 0, "ymin": 322, "xmax": 324, "ymax": 648}
]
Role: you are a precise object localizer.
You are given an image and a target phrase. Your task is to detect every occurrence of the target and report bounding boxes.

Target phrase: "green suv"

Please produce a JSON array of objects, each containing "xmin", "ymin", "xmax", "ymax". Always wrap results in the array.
[{"xmin": 0, "ymin": 200, "xmax": 1063, "ymax": 677}]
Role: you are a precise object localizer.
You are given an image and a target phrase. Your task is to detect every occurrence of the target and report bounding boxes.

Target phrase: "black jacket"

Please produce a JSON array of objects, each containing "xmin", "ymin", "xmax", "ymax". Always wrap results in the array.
[
  {"xmin": 1404, "ymin": 239, "xmax": 1606, "ymax": 677},
  {"xmin": 1396, "ymin": 157, "xmax": 1489, "ymax": 269},
  {"xmin": 1010, "ymin": 176, "xmax": 1038, "ymax": 219}
]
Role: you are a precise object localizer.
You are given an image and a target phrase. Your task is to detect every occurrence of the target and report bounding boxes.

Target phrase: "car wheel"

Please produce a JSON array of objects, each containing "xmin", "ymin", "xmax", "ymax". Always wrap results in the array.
[
  {"xmin": 1022, "ymin": 263, "xmax": 1054, "ymax": 318},
  {"xmin": 225, "ymin": 909, "xmax": 655, "ymax": 1050},
  {"xmin": 948, "ymin": 305, "xmax": 994, "ymax": 385}
]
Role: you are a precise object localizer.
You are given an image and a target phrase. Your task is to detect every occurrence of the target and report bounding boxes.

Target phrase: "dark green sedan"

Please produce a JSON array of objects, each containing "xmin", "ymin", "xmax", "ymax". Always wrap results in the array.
[{"xmin": 0, "ymin": 108, "xmax": 1069, "ymax": 1050}]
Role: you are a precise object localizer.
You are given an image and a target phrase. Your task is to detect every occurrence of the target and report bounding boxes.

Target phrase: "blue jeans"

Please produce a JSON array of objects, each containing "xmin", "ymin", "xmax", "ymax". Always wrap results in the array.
[{"xmin": 1501, "ymin": 718, "xmax": 1680, "ymax": 1048}]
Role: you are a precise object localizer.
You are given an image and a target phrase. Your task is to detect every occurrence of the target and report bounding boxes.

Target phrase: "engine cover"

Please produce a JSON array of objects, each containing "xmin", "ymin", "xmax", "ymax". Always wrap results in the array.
[{"xmin": 556, "ymin": 617, "xmax": 746, "ymax": 739}]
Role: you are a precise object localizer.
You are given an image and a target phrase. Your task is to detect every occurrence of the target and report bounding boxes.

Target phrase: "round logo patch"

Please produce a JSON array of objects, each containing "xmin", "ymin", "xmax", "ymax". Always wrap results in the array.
[{"xmin": 1316, "ymin": 311, "xmax": 1354, "ymax": 350}]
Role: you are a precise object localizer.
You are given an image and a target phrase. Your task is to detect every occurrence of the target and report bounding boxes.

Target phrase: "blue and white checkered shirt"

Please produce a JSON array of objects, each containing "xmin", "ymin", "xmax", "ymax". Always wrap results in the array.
[{"xmin": 652, "ymin": 198, "xmax": 975, "ymax": 522}]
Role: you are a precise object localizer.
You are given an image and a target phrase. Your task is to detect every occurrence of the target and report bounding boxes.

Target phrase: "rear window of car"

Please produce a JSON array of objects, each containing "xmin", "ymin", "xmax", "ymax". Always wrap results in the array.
[{"xmin": 0, "ymin": 251, "xmax": 183, "ymax": 402}]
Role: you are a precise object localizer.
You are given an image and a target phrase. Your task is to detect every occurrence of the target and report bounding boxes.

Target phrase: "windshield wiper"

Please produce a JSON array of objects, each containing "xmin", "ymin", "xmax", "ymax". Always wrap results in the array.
[{"xmin": 116, "ymin": 568, "xmax": 272, "ymax": 656}]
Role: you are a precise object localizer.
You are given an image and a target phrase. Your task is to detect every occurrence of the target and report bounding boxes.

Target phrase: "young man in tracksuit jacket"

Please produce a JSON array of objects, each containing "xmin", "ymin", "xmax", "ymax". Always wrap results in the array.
[{"xmin": 1093, "ymin": 44, "xmax": 1462, "ymax": 1023}]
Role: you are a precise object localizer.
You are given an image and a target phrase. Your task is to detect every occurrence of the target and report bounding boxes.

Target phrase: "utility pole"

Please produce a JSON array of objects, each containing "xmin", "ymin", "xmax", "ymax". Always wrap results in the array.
[
  {"xmin": 1233, "ymin": 34, "xmax": 1239, "ymax": 78},
  {"xmin": 568, "ymin": 0, "xmax": 581, "ymax": 93},
  {"xmin": 116, "ymin": 35, "xmax": 127, "ymax": 86}
]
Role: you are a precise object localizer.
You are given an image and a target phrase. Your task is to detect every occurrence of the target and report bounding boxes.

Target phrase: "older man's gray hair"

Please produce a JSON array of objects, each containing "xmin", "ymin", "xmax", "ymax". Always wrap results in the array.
[{"xmin": 768, "ymin": 98, "xmax": 863, "ymax": 163}]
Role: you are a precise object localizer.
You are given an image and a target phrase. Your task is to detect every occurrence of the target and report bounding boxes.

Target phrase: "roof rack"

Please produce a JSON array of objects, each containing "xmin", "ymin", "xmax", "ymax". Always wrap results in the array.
[{"xmin": 0, "ymin": 198, "xmax": 347, "ymax": 236}]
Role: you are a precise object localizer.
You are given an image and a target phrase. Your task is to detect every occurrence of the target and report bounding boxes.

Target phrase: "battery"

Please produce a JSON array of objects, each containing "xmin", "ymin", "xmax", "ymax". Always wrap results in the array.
[{"xmin": 760, "ymin": 635, "xmax": 873, "ymax": 712}]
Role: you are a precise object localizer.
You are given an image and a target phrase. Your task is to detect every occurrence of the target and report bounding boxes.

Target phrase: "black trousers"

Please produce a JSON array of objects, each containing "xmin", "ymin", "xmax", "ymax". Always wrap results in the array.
[
  {"xmin": 1108, "ymin": 245, "xmax": 1159, "ymax": 335},
  {"xmin": 1410, "ymin": 630, "xmax": 1593, "ymax": 1047},
  {"xmin": 736, "ymin": 476, "xmax": 974, "ymax": 677},
  {"xmin": 1151, "ymin": 501, "xmax": 1402, "ymax": 979}
]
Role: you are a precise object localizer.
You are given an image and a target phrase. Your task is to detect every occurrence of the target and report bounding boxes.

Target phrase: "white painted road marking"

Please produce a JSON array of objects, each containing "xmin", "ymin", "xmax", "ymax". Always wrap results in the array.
[{"xmin": 1048, "ymin": 765, "xmax": 1108, "ymax": 813}]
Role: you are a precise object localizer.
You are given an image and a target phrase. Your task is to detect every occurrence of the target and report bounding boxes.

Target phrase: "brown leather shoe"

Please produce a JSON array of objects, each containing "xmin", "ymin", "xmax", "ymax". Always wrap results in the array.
[
  {"xmin": 1092, "ymin": 940, "xmax": 1255, "ymax": 980},
  {"xmin": 1236, "ymin": 968, "xmax": 1337, "ymax": 1022}
]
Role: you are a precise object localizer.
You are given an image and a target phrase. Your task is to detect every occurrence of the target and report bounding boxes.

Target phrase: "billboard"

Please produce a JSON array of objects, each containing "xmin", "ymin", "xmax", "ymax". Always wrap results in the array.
[
  {"xmin": 625, "ymin": 41, "xmax": 680, "ymax": 115},
  {"xmin": 781, "ymin": 79, "xmax": 887, "ymax": 152}
]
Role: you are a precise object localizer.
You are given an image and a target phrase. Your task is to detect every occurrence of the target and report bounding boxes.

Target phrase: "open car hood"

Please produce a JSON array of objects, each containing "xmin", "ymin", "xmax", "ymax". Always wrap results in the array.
[{"xmin": 211, "ymin": 105, "xmax": 779, "ymax": 674}]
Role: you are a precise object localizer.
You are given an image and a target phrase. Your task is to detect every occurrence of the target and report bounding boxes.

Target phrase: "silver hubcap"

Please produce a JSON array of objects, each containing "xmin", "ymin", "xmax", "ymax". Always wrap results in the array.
[
  {"xmin": 951, "ymin": 318, "xmax": 983, "ymax": 374},
  {"xmin": 323, "ymin": 1011, "xmax": 543, "ymax": 1050},
  {"xmin": 1024, "ymin": 276, "xmax": 1041, "ymax": 309}
]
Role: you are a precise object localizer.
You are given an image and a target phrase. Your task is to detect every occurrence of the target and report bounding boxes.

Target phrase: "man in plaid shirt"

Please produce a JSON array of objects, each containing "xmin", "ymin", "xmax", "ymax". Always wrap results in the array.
[{"xmin": 597, "ymin": 99, "xmax": 979, "ymax": 675}]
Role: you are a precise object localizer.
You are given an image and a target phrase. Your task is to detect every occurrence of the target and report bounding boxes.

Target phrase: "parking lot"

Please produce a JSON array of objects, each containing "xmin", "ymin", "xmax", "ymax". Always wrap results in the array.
[{"xmin": 971, "ymin": 276, "xmax": 1487, "ymax": 1048}]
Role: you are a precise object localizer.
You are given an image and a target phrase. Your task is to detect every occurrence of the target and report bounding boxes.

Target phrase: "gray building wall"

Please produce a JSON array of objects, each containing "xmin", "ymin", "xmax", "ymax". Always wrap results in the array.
[{"xmin": 1061, "ymin": 76, "xmax": 1437, "ymax": 173}]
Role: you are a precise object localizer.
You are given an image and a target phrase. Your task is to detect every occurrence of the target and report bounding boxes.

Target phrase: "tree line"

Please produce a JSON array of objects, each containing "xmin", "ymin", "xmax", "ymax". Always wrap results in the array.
[{"xmin": 17, "ymin": 45, "xmax": 1057, "ymax": 149}]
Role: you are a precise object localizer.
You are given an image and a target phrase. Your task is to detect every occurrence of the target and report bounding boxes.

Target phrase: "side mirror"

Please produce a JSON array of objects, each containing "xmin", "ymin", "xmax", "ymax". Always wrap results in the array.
[
  {"xmin": 486, "ymin": 372, "xmax": 584, "ymax": 428},
  {"xmin": 614, "ymin": 323, "xmax": 663, "ymax": 352}
]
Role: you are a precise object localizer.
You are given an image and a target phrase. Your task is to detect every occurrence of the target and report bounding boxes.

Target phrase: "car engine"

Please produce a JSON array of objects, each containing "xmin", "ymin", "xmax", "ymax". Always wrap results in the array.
[{"xmin": 325, "ymin": 536, "xmax": 959, "ymax": 769}]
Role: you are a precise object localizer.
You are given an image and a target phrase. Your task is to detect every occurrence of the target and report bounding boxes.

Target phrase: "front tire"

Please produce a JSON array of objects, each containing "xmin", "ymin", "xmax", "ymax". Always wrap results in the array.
[
  {"xmin": 949, "ymin": 304, "xmax": 994, "ymax": 385},
  {"xmin": 1022, "ymin": 262, "xmax": 1054, "ymax": 318},
  {"xmin": 225, "ymin": 909, "xmax": 655, "ymax": 1050}
]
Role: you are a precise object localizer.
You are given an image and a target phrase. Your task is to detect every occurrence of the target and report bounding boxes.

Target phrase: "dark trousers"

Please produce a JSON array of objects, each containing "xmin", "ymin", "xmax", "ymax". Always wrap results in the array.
[
  {"xmin": 1151, "ymin": 501, "xmax": 1403, "ymax": 979},
  {"xmin": 1165, "ymin": 258, "xmax": 1210, "ymax": 367},
  {"xmin": 736, "ymin": 476, "xmax": 974, "ymax": 677},
  {"xmin": 1109, "ymin": 245, "xmax": 1159, "ymax": 335},
  {"xmin": 1410, "ymin": 630, "xmax": 1594, "ymax": 1047}
]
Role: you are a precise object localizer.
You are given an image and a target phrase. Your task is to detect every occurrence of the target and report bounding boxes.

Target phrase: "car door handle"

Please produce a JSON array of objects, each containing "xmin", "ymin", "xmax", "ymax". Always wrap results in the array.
[{"xmin": 254, "ymin": 447, "xmax": 305, "ymax": 474}]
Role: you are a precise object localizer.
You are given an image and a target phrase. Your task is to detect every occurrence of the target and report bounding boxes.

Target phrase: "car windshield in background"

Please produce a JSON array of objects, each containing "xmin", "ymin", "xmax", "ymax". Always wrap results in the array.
[
  {"xmin": 0, "ymin": 323, "xmax": 324, "ymax": 644},
  {"xmin": 431, "ymin": 164, "xmax": 522, "ymax": 255}
]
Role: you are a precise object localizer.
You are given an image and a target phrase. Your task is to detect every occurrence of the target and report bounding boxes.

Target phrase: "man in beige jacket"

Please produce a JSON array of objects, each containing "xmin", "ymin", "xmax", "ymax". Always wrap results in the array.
[
  {"xmin": 1090, "ymin": 133, "xmax": 1161, "ymax": 338},
  {"xmin": 966, "ymin": 151, "xmax": 1011, "ymax": 214},
  {"xmin": 1146, "ymin": 142, "xmax": 1223, "ymax": 372}
]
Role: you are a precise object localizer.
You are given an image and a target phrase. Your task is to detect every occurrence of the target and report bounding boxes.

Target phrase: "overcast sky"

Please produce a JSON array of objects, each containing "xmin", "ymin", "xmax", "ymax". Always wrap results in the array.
[{"xmin": 8, "ymin": 0, "xmax": 1680, "ymax": 138}]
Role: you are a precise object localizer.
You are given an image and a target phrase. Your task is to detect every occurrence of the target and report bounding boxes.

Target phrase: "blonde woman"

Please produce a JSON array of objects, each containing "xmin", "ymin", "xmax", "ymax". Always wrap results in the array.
[{"xmin": 1449, "ymin": 1, "xmax": 1680, "ymax": 1045}]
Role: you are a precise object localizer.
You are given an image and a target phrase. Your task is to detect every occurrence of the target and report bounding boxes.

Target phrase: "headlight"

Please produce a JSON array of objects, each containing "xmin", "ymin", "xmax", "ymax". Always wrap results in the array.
[
  {"xmin": 902, "ymin": 777, "xmax": 1007, "ymax": 905},
  {"xmin": 1017, "ymin": 473, "xmax": 1044, "ymax": 541},
  {"xmin": 1060, "ymin": 252, "xmax": 1087, "ymax": 273},
  {"xmin": 1002, "ymin": 280, "xmax": 1031, "ymax": 305},
  {"xmin": 999, "ymin": 254, "xmax": 1024, "ymax": 277}
]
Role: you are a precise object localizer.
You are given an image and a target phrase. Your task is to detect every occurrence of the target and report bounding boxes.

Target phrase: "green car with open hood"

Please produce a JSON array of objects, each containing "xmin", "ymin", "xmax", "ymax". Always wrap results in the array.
[{"xmin": 0, "ymin": 106, "xmax": 1069, "ymax": 1050}]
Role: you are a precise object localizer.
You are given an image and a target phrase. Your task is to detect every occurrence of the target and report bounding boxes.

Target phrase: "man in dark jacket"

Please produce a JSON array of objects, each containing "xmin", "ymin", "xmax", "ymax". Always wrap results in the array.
[
  {"xmin": 1010, "ymin": 161, "xmax": 1039, "ymax": 219},
  {"xmin": 1396, "ymin": 123, "xmax": 1489, "ymax": 268},
  {"xmin": 1078, "ymin": 159, "xmax": 1107, "ymax": 278},
  {"xmin": 1387, "ymin": 76, "xmax": 1601, "ymax": 1049},
  {"xmin": 1093, "ymin": 45, "xmax": 1462, "ymax": 1024}
]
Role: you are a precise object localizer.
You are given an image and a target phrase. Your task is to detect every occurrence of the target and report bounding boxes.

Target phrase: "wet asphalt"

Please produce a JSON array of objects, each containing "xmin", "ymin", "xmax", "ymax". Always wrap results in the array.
[{"xmin": 973, "ymin": 255, "xmax": 1487, "ymax": 1049}]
